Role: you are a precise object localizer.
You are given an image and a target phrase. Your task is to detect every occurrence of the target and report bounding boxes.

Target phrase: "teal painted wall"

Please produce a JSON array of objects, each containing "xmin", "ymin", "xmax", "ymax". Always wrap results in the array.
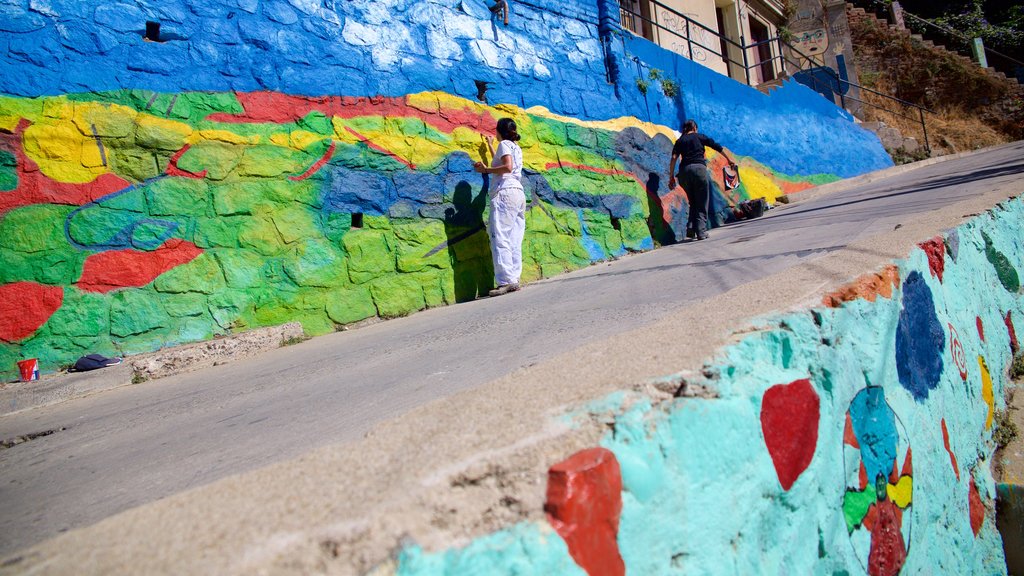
[{"xmin": 394, "ymin": 198, "xmax": 1023, "ymax": 574}]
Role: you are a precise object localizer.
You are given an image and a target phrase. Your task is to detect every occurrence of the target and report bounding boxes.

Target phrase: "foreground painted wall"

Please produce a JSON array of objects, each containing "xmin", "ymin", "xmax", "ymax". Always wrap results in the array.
[
  {"xmin": 393, "ymin": 198, "xmax": 1023, "ymax": 574},
  {"xmin": 0, "ymin": 0, "xmax": 891, "ymax": 378}
]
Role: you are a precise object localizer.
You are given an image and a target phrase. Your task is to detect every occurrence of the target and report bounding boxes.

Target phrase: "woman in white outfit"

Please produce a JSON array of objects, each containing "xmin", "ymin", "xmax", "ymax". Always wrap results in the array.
[{"xmin": 474, "ymin": 117, "xmax": 526, "ymax": 297}]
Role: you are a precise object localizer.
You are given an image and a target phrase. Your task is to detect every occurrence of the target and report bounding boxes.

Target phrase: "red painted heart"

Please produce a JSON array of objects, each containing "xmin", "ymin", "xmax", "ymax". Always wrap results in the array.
[{"xmin": 760, "ymin": 378, "xmax": 820, "ymax": 491}]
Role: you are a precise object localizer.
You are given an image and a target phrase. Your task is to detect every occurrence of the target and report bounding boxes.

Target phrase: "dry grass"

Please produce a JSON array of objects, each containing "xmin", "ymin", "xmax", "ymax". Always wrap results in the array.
[{"xmin": 859, "ymin": 77, "xmax": 1013, "ymax": 158}]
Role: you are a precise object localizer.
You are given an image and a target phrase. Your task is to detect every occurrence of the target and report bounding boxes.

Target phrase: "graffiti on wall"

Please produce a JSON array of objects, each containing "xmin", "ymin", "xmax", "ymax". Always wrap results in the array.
[{"xmin": 391, "ymin": 197, "xmax": 1023, "ymax": 575}]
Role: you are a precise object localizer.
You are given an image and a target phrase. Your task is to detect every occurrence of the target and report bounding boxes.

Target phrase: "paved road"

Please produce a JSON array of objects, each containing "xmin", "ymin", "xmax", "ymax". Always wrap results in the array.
[{"xmin": 1, "ymin": 142, "xmax": 1022, "ymax": 555}]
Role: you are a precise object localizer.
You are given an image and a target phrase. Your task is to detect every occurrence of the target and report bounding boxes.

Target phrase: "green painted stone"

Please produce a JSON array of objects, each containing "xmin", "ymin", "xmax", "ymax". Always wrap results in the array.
[
  {"xmin": 548, "ymin": 234, "xmax": 590, "ymax": 262},
  {"xmin": 540, "ymin": 262, "xmax": 568, "ymax": 278},
  {"xmin": 33, "ymin": 251, "xmax": 87, "ymax": 285},
  {"xmin": 414, "ymin": 270, "xmax": 448, "ymax": 307},
  {"xmin": 0, "ymin": 344, "xmax": 24, "ymax": 381},
  {"xmin": 565, "ymin": 124, "xmax": 598, "ymax": 148},
  {"xmin": 235, "ymin": 145, "xmax": 303, "ymax": 178},
  {"xmin": 283, "ymin": 239, "xmax": 349, "ymax": 287},
  {"xmin": 294, "ymin": 311, "xmax": 336, "ymax": 336},
  {"xmin": 370, "ymin": 274, "xmax": 426, "ymax": 318},
  {"xmin": 526, "ymin": 206, "xmax": 559, "ymax": 235},
  {"xmin": 0, "ymin": 249, "xmax": 32, "ymax": 283},
  {"xmin": 0, "ymin": 149, "xmax": 17, "ymax": 191},
  {"xmin": 179, "ymin": 91, "xmax": 244, "ymax": 122},
  {"xmin": 272, "ymin": 206, "xmax": 318, "ymax": 244},
  {"xmin": 532, "ymin": 120, "xmax": 568, "ymax": 146},
  {"xmin": 343, "ymin": 230, "xmax": 396, "ymax": 284},
  {"xmin": 109, "ymin": 148, "xmax": 160, "ymax": 182},
  {"xmin": 982, "ymin": 231, "xmax": 1020, "ymax": 293},
  {"xmin": 842, "ymin": 486, "xmax": 876, "ymax": 533},
  {"xmin": 131, "ymin": 220, "xmax": 187, "ymax": 249},
  {"xmin": 154, "ymin": 253, "xmax": 226, "ymax": 294},
  {"xmin": 364, "ymin": 215, "xmax": 392, "ymax": 230},
  {"xmin": 297, "ymin": 111, "xmax": 334, "ymax": 135},
  {"xmin": 135, "ymin": 120, "xmax": 190, "ymax": 151},
  {"xmin": 208, "ymin": 290, "xmax": 253, "ymax": 329},
  {"xmin": 89, "ymin": 111, "xmax": 135, "ymax": 138},
  {"xmin": 0, "ymin": 204, "xmax": 74, "ymax": 253},
  {"xmin": 194, "ymin": 216, "xmax": 243, "ymax": 248},
  {"xmin": 110, "ymin": 289, "xmax": 169, "ymax": 337},
  {"xmin": 325, "ymin": 285, "xmax": 378, "ymax": 325},
  {"xmin": 620, "ymin": 217, "xmax": 652, "ymax": 249},
  {"xmin": 47, "ymin": 289, "xmax": 109, "ymax": 337},
  {"xmin": 322, "ymin": 213, "xmax": 353, "ymax": 244},
  {"xmin": 146, "ymin": 178, "xmax": 210, "ymax": 216},
  {"xmin": 95, "ymin": 186, "xmax": 147, "ymax": 213},
  {"xmin": 178, "ymin": 141, "xmax": 243, "ymax": 181},
  {"xmin": 238, "ymin": 217, "xmax": 285, "ymax": 255},
  {"xmin": 395, "ymin": 222, "xmax": 449, "ymax": 273},
  {"xmin": 214, "ymin": 249, "xmax": 266, "ymax": 288},
  {"xmin": 167, "ymin": 314, "xmax": 217, "ymax": 344},
  {"xmin": 114, "ymin": 328, "xmax": 177, "ymax": 356},
  {"xmin": 212, "ymin": 182, "xmax": 258, "ymax": 216},
  {"xmin": 162, "ymin": 293, "xmax": 209, "ymax": 317}
]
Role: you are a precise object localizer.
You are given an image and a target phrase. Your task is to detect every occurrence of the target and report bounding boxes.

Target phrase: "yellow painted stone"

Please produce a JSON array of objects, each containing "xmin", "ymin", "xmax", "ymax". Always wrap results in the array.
[
  {"xmin": 887, "ymin": 475, "xmax": 913, "ymax": 508},
  {"xmin": 289, "ymin": 130, "xmax": 328, "ymax": 151},
  {"xmin": 135, "ymin": 113, "xmax": 193, "ymax": 150},
  {"xmin": 979, "ymin": 355, "xmax": 994, "ymax": 430},
  {"xmin": 72, "ymin": 102, "xmax": 137, "ymax": 138},
  {"xmin": 198, "ymin": 129, "xmax": 256, "ymax": 145},
  {"xmin": 41, "ymin": 97, "xmax": 72, "ymax": 119},
  {"xmin": 80, "ymin": 139, "xmax": 106, "ymax": 168},
  {"xmin": 22, "ymin": 122, "xmax": 109, "ymax": 183},
  {"xmin": 738, "ymin": 166, "xmax": 782, "ymax": 203}
]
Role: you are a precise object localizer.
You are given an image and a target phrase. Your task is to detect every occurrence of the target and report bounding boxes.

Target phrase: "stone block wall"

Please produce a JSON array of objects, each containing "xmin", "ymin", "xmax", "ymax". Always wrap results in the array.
[
  {"xmin": 390, "ymin": 196, "xmax": 1023, "ymax": 576},
  {"xmin": 0, "ymin": 0, "xmax": 892, "ymax": 378}
]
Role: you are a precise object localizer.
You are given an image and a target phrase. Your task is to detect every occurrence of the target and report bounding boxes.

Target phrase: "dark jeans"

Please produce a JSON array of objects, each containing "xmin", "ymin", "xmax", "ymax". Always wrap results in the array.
[{"xmin": 679, "ymin": 163, "xmax": 711, "ymax": 235}]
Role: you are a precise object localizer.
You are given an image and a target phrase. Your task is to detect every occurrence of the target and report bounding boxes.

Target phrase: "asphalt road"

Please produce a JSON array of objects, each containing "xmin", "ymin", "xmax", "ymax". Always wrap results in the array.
[{"xmin": 1, "ymin": 141, "xmax": 1022, "ymax": 556}]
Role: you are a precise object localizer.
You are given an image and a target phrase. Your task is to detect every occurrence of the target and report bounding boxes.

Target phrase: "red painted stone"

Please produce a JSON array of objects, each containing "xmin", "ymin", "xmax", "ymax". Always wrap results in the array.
[
  {"xmin": 760, "ymin": 378, "xmax": 820, "ymax": 490},
  {"xmin": 0, "ymin": 120, "xmax": 131, "ymax": 216},
  {"xmin": 205, "ymin": 92, "xmax": 496, "ymax": 135},
  {"xmin": 859, "ymin": 461, "xmax": 868, "ymax": 491},
  {"xmin": 0, "ymin": 282, "xmax": 64, "ymax": 342},
  {"xmin": 1006, "ymin": 311, "xmax": 1019, "ymax": 355},
  {"xmin": 918, "ymin": 236, "xmax": 945, "ymax": 282},
  {"xmin": 344, "ymin": 127, "xmax": 416, "ymax": 170},
  {"xmin": 969, "ymin": 478, "xmax": 984, "ymax": 536},
  {"xmin": 545, "ymin": 447, "xmax": 625, "ymax": 576},
  {"xmin": 900, "ymin": 447, "xmax": 912, "ymax": 477},
  {"xmin": 868, "ymin": 499, "xmax": 908, "ymax": 576},
  {"xmin": 976, "ymin": 316, "xmax": 985, "ymax": 341},
  {"xmin": 844, "ymin": 412, "xmax": 860, "ymax": 448},
  {"xmin": 941, "ymin": 419, "xmax": 960, "ymax": 480},
  {"xmin": 76, "ymin": 240, "xmax": 203, "ymax": 293}
]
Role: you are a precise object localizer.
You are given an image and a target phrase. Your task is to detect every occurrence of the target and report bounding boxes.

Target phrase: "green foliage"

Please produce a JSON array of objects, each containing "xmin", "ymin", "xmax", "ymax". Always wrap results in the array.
[
  {"xmin": 1011, "ymin": 353, "xmax": 1024, "ymax": 380},
  {"xmin": 635, "ymin": 78, "xmax": 649, "ymax": 95},
  {"xmin": 660, "ymin": 79, "xmax": 680, "ymax": 98}
]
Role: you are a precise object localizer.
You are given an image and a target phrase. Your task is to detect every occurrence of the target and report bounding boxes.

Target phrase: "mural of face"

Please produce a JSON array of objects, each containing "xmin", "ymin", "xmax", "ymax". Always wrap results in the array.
[{"xmin": 793, "ymin": 28, "xmax": 827, "ymax": 55}]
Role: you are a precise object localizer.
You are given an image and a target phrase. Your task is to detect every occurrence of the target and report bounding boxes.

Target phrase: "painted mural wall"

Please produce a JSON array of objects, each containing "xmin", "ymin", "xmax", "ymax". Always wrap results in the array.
[
  {"xmin": 0, "ymin": 0, "xmax": 892, "ymax": 378},
  {"xmin": 391, "ymin": 194, "xmax": 1023, "ymax": 575}
]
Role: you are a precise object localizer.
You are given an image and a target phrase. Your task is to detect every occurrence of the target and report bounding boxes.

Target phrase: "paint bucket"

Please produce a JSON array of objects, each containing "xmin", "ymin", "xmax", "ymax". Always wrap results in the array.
[{"xmin": 17, "ymin": 358, "xmax": 39, "ymax": 382}]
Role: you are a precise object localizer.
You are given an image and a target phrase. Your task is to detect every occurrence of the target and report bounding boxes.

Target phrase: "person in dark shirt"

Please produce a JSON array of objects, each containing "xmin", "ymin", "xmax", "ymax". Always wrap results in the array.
[{"xmin": 667, "ymin": 119, "xmax": 736, "ymax": 241}]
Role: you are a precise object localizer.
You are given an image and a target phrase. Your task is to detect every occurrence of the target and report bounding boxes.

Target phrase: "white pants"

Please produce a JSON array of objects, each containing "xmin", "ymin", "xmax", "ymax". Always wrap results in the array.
[{"xmin": 488, "ymin": 187, "xmax": 526, "ymax": 286}]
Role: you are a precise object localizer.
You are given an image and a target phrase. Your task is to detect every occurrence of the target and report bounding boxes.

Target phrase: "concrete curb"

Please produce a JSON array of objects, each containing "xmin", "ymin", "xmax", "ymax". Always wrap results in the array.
[
  {"xmin": 0, "ymin": 322, "xmax": 304, "ymax": 416},
  {"xmin": 781, "ymin": 143, "xmax": 1015, "ymax": 205}
]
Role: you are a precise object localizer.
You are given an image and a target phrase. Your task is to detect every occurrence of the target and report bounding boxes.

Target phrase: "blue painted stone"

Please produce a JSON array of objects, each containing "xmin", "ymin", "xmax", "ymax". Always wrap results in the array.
[
  {"xmin": 197, "ymin": 17, "xmax": 240, "ymax": 44},
  {"xmin": 0, "ymin": 5, "xmax": 47, "ymax": 32},
  {"xmin": 276, "ymin": 29, "xmax": 311, "ymax": 63},
  {"xmin": 94, "ymin": 3, "xmax": 150, "ymax": 34},
  {"xmin": 849, "ymin": 387, "xmax": 898, "ymax": 487},
  {"xmin": 127, "ymin": 42, "xmax": 184, "ymax": 74},
  {"xmin": 56, "ymin": 21, "xmax": 118, "ymax": 54},
  {"xmin": 236, "ymin": 0, "xmax": 258, "ymax": 13},
  {"xmin": 895, "ymin": 270, "xmax": 945, "ymax": 401},
  {"xmin": 322, "ymin": 167, "xmax": 398, "ymax": 215},
  {"xmin": 237, "ymin": 16, "xmax": 275, "ymax": 49},
  {"xmin": 265, "ymin": 0, "xmax": 298, "ymax": 25}
]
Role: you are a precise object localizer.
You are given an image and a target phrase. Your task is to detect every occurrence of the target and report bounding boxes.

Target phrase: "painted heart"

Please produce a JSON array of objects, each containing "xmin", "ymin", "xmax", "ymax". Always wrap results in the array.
[{"xmin": 761, "ymin": 378, "xmax": 821, "ymax": 491}]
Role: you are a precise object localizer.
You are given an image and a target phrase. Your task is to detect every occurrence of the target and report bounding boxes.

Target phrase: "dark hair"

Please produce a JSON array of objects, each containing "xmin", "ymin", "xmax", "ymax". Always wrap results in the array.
[
  {"xmin": 682, "ymin": 120, "xmax": 697, "ymax": 133},
  {"xmin": 496, "ymin": 117, "xmax": 520, "ymax": 142}
]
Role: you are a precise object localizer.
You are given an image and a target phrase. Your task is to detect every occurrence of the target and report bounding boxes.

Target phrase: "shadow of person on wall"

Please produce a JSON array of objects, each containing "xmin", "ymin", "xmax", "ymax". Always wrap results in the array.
[
  {"xmin": 644, "ymin": 172, "xmax": 682, "ymax": 245},
  {"xmin": 444, "ymin": 180, "xmax": 493, "ymax": 302}
]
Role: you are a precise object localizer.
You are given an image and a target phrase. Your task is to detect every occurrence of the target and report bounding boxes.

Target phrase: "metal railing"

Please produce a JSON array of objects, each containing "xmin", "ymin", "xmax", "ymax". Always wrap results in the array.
[{"xmin": 617, "ymin": 0, "xmax": 932, "ymax": 153}]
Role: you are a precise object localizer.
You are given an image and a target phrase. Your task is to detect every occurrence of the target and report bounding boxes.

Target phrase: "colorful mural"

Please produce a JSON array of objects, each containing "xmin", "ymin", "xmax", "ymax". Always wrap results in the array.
[
  {"xmin": 0, "ymin": 89, "xmax": 835, "ymax": 378},
  {"xmin": 390, "ymin": 197, "xmax": 1023, "ymax": 574},
  {"xmin": 0, "ymin": 0, "xmax": 897, "ymax": 377}
]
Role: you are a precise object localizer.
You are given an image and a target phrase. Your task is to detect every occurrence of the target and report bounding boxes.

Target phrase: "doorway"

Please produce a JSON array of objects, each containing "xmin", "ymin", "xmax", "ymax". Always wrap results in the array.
[{"xmin": 747, "ymin": 16, "xmax": 775, "ymax": 83}]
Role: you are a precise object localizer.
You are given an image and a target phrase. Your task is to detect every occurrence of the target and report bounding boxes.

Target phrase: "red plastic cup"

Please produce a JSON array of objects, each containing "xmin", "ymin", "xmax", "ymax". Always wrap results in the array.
[{"xmin": 17, "ymin": 358, "xmax": 39, "ymax": 382}]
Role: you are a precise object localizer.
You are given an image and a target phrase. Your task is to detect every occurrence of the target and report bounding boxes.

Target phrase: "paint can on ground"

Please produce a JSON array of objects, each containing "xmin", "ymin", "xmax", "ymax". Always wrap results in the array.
[{"xmin": 17, "ymin": 358, "xmax": 39, "ymax": 382}]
